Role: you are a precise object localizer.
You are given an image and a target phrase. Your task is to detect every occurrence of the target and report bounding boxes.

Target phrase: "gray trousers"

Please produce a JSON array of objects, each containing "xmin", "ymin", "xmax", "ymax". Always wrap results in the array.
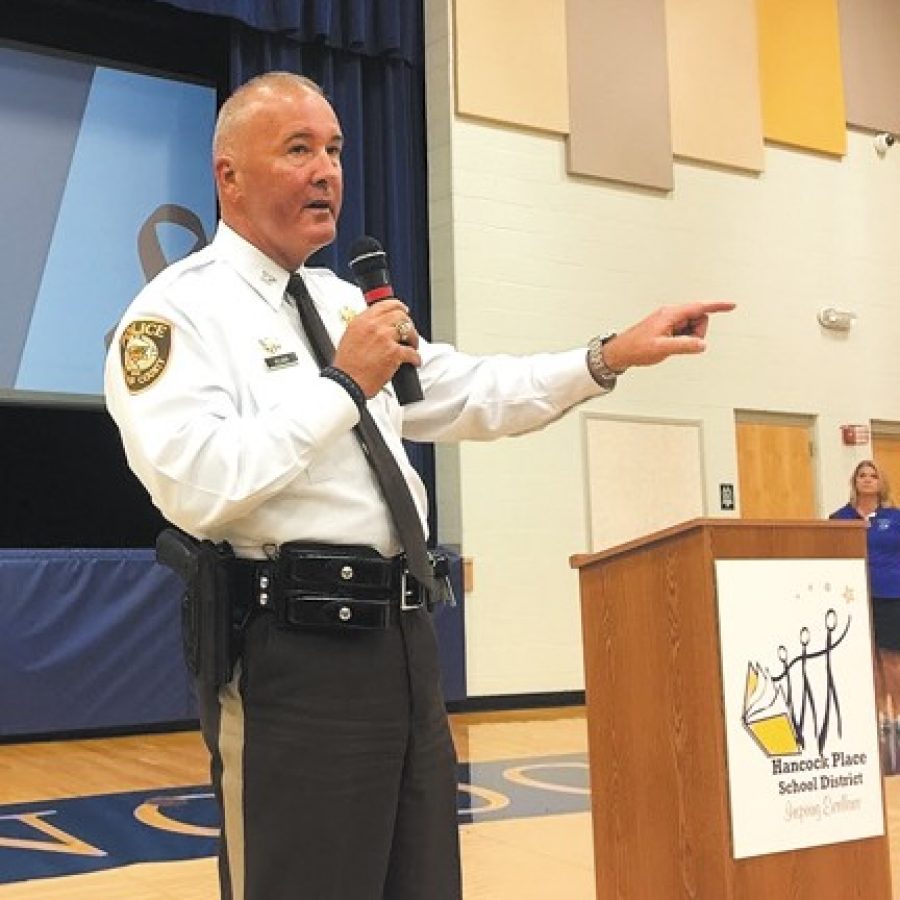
[{"xmin": 198, "ymin": 606, "xmax": 462, "ymax": 900}]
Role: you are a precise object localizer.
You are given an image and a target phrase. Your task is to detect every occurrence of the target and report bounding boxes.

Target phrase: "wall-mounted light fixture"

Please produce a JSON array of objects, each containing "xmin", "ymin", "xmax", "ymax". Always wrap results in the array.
[
  {"xmin": 875, "ymin": 133, "xmax": 896, "ymax": 156},
  {"xmin": 817, "ymin": 307, "xmax": 856, "ymax": 331}
]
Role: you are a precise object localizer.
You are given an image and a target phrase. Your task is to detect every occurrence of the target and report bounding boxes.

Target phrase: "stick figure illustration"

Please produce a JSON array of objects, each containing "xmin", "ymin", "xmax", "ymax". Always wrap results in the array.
[
  {"xmin": 796, "ymin": 627, "xmax": 818, "ymax": 751},
  {"xmin": 776, "ymin": 645, "xmax": 799, "ymax": 737},
  {"xmin": 818, "ymin": 608, "xmax": 850, "ymax": 754}
]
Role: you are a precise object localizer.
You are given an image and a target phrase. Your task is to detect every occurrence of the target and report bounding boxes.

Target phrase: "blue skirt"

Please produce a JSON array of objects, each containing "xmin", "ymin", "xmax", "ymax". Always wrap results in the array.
[{"xmin": 872, "ymin": 597, "xmax": 900, "ymax": 652}]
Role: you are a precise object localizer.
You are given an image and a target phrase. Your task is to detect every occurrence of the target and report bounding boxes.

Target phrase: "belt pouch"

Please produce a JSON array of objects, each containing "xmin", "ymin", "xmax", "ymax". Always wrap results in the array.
[{"xmin": 275, "ymin": 543, "xmax": 395, "ymax": 631}]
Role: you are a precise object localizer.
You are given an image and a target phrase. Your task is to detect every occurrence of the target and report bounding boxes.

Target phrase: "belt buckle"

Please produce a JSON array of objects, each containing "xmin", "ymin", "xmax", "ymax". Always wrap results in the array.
[{"xmin": 399, "ymin": 567, "xmax": 424, "ymax": 611}]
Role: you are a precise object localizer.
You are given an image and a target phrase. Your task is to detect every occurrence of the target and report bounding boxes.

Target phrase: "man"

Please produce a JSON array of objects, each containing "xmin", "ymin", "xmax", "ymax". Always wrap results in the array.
[{"xmin": 104, "ymin": 71, "xmax": 733, "ymax": 900}]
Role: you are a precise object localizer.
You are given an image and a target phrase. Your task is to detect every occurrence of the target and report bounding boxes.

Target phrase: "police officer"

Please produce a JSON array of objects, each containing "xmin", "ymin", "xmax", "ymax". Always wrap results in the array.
[{"xmin": 104, "ymin": 71, "xmax": 733, "ymax": 900}]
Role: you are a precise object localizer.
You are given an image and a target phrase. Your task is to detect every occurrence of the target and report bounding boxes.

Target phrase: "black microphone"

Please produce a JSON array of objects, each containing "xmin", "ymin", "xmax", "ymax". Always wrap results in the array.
[{"xmin": 348, "ymin": 236, "xmax": 423, "ymax": 405}]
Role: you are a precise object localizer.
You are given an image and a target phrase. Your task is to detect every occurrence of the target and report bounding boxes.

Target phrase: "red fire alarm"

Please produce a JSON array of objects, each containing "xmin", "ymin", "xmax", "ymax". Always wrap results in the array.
[{"xmin": 841, "ymin": 424, "xmax": 870, "ymax": 446}]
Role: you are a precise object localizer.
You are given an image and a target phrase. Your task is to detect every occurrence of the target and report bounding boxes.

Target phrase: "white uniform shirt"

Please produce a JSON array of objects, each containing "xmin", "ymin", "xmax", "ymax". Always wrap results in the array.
[{"xmin": 104, "ymin": 223, "xmax": 605, "ymax": 558}]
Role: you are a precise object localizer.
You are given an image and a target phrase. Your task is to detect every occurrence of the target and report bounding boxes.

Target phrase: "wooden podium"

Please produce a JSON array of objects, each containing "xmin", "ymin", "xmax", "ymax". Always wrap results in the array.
[{"xmin": 570, "ymin": 518, "xmax": 891, "ymax": 899}]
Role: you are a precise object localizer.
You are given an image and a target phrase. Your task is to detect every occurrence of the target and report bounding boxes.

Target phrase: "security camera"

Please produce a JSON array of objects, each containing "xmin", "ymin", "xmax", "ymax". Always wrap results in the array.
[{"xmin": 875, "ymin": 133, "xmax": 896, "ymax": 154}]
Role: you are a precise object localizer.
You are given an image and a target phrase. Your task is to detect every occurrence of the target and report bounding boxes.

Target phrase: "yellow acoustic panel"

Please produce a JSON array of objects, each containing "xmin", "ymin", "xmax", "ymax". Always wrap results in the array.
[
  {"xmin": 757, "ymin": 0, "xmax": 846, "ymax": 156},
  {"xmin": 665, "ymin": 0, "xmax": 764, "ymax": 172},
  {"xmin": 454, "ymin": 0, "xmax": 569, "ymax": 134}
]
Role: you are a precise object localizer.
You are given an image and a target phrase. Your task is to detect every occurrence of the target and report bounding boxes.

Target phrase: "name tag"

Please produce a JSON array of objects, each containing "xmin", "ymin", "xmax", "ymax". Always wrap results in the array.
[{"xmin": 265, "ymin": 352, "xmax": 299, "ymax": 370}]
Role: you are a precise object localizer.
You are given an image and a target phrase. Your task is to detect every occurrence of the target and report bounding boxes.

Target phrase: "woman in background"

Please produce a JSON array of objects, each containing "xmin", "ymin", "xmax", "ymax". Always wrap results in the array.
[{"xmin": 830, "ymin": 460, "xmax": 900, "ymax": 724}]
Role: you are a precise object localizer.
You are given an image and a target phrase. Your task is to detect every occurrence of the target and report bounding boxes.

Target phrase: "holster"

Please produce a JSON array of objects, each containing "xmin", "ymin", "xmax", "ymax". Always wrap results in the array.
[{"xmin": 156, "ymin": 528, "xmax": 240, "ymax": 688}]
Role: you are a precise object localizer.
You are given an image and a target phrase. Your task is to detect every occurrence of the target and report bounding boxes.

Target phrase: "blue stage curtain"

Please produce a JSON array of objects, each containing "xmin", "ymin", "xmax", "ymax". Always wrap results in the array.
[
  {"xmin": 145, "ymin": 0, "xmax": 436, "ymax": 531},
  {"xmin": 151, "ymin": 0, "xmax": 422, "ymax": 66}
]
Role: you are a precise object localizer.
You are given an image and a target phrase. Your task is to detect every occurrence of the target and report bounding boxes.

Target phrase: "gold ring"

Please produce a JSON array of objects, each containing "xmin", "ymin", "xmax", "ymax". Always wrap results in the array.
[{"xmin": 395, "ymin": 319, "xmax": 413, "ymax": 343}]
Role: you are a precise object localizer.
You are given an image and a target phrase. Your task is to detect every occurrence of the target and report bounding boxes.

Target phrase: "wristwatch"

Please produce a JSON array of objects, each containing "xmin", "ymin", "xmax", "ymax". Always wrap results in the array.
[{"xmin": 586, "ymin": 333, "xmax": 624, "ymax": 389}]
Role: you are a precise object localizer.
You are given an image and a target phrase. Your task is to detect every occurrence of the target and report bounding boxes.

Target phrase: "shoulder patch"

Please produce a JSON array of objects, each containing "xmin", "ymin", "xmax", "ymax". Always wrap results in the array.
[{"xmin": 119, "ymin": 318, "xmax": 172, "ymax": 393}]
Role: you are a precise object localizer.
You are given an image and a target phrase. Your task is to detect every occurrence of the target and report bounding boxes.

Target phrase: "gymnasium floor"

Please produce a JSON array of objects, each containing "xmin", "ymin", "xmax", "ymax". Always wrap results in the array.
[{"xmin": 0, "ymin": 707, "xmax": 897, "ymax": 899}]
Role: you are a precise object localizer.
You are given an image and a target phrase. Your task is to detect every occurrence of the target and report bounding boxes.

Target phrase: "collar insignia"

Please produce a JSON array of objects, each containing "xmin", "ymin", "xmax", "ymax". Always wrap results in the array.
[
  {"xmin": 260, "ymin": 270, "xmax": 278, "ymax": 285},
  {"xmin": 340, "ymin": 306, "xmax": 357, "ymax": 325}
]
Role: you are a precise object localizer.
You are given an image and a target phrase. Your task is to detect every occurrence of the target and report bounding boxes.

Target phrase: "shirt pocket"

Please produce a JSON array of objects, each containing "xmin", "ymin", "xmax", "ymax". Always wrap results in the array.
[
  {"xmin": 245, "ymin": 359, "xmax": 343, "ymax": 483},
  {"xmin": 246, "ymin": 350, "xmax": 315, "ymax": 411},
  {"xmin": 303, "ymin": 448, "xmax": 343, "ymax": 484}
]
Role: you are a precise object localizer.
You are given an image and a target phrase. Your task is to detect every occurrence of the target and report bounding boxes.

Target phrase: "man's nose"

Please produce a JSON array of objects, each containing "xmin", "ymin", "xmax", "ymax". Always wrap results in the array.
[{"xmin": 309, "ymin": 149, "xmax": 338, "ymax": 183}]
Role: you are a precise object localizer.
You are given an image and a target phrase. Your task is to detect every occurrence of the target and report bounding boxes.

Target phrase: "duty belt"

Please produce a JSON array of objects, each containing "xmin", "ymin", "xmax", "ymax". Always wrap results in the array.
[{"xmin": 231, "ymin": 543, "xmax": 453, "ymax": 632}]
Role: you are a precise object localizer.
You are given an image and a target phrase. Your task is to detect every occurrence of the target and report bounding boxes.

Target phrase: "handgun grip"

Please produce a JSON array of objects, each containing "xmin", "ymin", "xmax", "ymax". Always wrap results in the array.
[{"xmin": 155, "ymin": 527, "xmax": 201, "ymax": 585}]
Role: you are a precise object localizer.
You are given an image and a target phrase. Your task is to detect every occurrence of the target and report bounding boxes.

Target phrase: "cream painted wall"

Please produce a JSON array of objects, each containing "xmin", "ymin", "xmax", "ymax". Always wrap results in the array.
[{"xmin": 425, "ymin": 0, "xmax": 900, "ymax": 697}]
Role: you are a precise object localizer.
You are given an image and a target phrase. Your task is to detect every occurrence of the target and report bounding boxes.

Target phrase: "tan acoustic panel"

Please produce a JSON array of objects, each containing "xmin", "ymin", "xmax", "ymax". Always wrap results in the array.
[
  {"xmin": 566, "ymin": 0, "xmax": 673, "ymax": 190},
  {"xmin": 839, "ymin": 0, "xmax": 900, "ymax": 134},
  {"xmin": 585, "ymin": 417, "xmax": 705, "ymax": 552},
  {"xmin": 757, "ymin": 0, "xmax": 847, "ymax": 156},
  {"xmin": 453, "ymin": 0, "xmax": 569, "ymax": 134},
  {"xmin": 664, "ymin": 0, "xmax": 764, "ymax": 172}
]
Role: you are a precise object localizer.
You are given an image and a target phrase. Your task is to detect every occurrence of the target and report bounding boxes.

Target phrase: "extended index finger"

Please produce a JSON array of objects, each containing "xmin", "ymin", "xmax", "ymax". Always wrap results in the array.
[
  {"xmin": 670, "ymin": 301, "xmax": 735, "ymax": 337},
  {"xmin": 681, "ymin": 300, "xmax": 736, "ymax": 317}
]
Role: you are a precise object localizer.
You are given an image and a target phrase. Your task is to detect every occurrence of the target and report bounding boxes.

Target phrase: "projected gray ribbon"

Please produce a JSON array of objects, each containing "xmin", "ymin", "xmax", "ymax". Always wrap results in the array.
[
  {"xmin": 103, "ymin": 204, "xmax": 209, "ymax": 350},
  {"xmin": 137, "ymin": 204, "xmax": 208, "ymax": 282}
]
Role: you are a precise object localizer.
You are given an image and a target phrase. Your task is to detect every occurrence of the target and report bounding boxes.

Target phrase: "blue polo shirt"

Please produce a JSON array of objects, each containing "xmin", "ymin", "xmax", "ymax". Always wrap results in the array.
[{"xmin": 830, "ymin": 504, "xmax": 900, "ymax": 599}]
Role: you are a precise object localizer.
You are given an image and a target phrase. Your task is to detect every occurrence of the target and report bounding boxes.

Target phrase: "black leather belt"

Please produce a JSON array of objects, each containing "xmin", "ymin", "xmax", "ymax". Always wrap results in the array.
[{"xmin": 231, "ymin": 543, "xmax": 449, "ymax": 632}]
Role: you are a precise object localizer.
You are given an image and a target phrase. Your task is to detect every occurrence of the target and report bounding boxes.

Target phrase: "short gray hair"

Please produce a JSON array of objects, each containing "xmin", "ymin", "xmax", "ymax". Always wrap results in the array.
[{"xmin": 213, "ymin": 72, "xmax": 326, "ymax": 157}]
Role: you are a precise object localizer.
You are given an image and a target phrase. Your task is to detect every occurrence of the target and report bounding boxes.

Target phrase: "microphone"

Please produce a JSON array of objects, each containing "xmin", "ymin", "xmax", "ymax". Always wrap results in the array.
[{"xmin": 348, "ymin": 236, "xmax": 423, "ymax": 405}]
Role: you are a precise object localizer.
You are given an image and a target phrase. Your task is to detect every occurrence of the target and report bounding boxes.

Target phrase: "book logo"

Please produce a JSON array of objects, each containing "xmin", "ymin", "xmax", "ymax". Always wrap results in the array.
[{"xmin": 742, "ymin": 609, "xmax": 850, "ymax": 759}]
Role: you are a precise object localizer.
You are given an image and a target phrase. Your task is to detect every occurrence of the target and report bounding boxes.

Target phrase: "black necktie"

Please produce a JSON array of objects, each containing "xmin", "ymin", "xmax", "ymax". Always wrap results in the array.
[{"xmin": 287, "ymin": 273, "xmax": 437, "ymax": 594}]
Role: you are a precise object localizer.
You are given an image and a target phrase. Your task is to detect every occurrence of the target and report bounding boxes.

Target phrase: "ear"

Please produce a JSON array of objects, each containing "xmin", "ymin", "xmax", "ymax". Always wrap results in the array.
[{"xmin": 215, "ymin": 155, "xmax": 239, "ymax": 197}]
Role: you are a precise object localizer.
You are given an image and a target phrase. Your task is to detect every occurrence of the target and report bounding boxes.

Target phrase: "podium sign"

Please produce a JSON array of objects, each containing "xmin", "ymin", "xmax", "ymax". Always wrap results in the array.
[
  {"xmin": 574, "ymin": 520, "xmax": 890, "ymax": 899},
  {"xmin": 715, "ymin": 558, "xmax": 884, "ymax": 859}
]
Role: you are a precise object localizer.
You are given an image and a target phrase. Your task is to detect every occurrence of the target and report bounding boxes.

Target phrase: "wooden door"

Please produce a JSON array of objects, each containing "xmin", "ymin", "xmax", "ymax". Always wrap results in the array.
[
  {"xmin": 735, "ymin": 417, "xmax": 816, "ymax": 518},
  {"xmin": 873, "ymin": 432, "xmax": 900, "ymax": 503}
]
